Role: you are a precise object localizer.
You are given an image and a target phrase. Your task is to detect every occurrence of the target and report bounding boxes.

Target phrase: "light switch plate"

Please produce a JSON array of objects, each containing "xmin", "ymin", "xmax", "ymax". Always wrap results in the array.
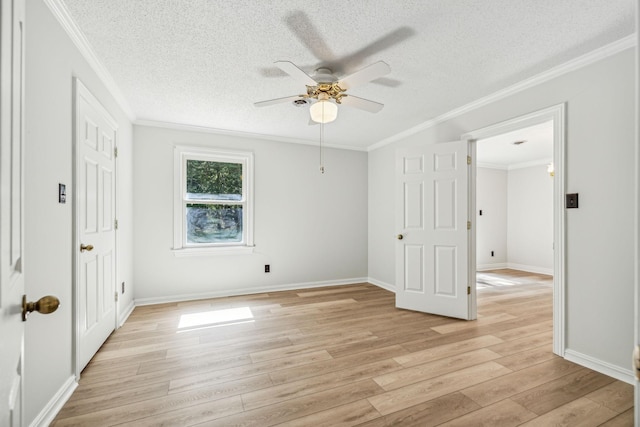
[{"xmin": 58, "ymin": 183, "xmax": 66, "ymax": 204}]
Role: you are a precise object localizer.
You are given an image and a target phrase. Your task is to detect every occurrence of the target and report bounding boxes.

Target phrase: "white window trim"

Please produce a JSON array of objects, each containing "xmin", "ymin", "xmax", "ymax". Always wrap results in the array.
[{"xmin": 172, "ymin": 145, "xmax": 254, "ymax": 256}]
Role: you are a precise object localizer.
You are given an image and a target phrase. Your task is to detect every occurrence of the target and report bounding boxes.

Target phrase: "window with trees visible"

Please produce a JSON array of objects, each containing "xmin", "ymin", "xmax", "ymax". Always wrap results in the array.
[{"xmin": 173, "ymin": 146, "xmax": 254, "ymax": 255}]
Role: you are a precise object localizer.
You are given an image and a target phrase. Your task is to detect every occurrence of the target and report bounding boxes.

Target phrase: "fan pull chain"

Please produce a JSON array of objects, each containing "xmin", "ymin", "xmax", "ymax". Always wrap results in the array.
[{"xmin": 319, "ymin": 105, "xmax": 325, "ymax": 174}]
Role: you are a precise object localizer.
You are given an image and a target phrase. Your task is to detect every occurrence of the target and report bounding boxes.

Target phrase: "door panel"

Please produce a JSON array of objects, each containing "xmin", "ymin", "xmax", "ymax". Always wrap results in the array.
[
  {"xmin": 0, "ymin": 1, "xmax": 25, "ymax": 425},
  {"xmin": 396, "ymin": 141, "xmax": 471, "ymax": 320},
  {"xmin": 75, "ymin": 80, "xmax": 118, "ymax": 372}
]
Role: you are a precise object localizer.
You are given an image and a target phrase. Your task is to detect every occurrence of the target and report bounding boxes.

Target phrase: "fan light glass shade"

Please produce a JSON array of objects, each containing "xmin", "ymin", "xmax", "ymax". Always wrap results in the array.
[{"xmin": 310, "ymin": 100, "xmax": 338, "ymax": 123}]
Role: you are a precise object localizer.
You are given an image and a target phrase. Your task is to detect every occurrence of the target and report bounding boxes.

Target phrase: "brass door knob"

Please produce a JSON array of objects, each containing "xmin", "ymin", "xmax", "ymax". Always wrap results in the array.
[
  {"xmin": 397, "ymin": 234, "xmax": 404, "ymax": 240},
  {"xmin": 80, "ymin": 243, "xmax": 94, "ymax": 252},
  {"xmin": 22, "ymin": 295, "xmax": 60, "ymax": 321}
]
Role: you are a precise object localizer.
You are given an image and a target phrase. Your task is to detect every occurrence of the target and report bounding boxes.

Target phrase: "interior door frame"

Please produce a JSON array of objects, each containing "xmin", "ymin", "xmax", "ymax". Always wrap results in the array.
[
  {"xmin": 72, "ymin": 78, "xmax": 119, "ymax": 379},
  {"xmin": 462, "ymin": 103, "xmax": 566, "ymax": 356},
  {"xmin": 634, "ymin": 1, "xmax": 639, "ymax": 419}
]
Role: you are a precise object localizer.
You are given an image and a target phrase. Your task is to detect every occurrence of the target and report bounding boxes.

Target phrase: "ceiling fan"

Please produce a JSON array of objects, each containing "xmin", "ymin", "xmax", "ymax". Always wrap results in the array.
[{"xmin": 254, "ymin": 60, "xmax": 391, "ymax": 124}]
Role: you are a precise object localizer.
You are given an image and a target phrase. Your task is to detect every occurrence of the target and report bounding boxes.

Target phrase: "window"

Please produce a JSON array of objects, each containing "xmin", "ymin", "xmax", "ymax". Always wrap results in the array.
[{"xmin": 173, "ymin": 146, "xmax": 254, "ymax": 255}]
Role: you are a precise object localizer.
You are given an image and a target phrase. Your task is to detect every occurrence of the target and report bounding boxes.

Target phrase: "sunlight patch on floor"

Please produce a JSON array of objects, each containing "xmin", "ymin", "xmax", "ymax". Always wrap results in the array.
[{"xmin": 177, "ymin": 306, "xmax": 254, "ymax": 331}]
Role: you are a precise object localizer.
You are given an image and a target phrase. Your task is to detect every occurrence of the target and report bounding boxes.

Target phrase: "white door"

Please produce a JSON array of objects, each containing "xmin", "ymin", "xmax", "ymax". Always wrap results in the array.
[
  {"xmin": 0, "ymin": 0, "xmax": 25, "ymax": 424},
  {"xmin": 75, "ymin": 80, "xmax": 118, "ymax": 372},
  {"xmin": 395, "ymin": 141, "xmax": 473, "ymax": 320}
]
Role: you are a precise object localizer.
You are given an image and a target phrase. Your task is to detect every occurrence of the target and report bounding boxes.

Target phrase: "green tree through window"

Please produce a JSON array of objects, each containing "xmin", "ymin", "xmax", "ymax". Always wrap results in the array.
[
  {"xmin": 186, "ymin": 160, "xmax": 242, "ymax": 198},
  {"xmin": 174, "ymin": 146, "xmax": 254, "ymax": 252}
]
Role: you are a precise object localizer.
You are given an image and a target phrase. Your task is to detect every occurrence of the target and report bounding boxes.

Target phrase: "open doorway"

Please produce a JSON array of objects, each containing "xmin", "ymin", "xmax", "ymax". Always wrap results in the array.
[
  {"xmin": 463, "ymin": 104, "xmax": 565, "ymax": 357},
  {"xmin": 476, "ymin": 121, "xmax": 554, "ymax": 295}
]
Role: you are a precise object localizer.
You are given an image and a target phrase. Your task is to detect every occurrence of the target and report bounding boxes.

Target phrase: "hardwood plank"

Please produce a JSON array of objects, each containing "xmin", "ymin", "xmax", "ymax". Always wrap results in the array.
[
  {"xmin": 461, "ymin": 357, "xmax": 584, "ymax": 407},
  {"xmin": 273, "ymin": 399, "xmax": 381, "ymax": 427},
  {"xmin": 584, "ymin": 380, "xmax": 634, "ymax": 413},
  {"xmin": 242, "ymin": 359, "xmax": 400, "ymax": 411},
  {"xmin": 430, "ymin": 312, "xmax": 517, "ymax": 334},
  {"xmin": 437, "ymin": 398, "xmax": 537, "ymax": 426},
  {"xmin": 204, "ymin": 380, "xmax": 384, "ymax": 427},
  {"xmin": 493, "ymin": 344, "xmax": 557, "ymax": 371},
  {"xmin": 487, "ymin": 330, "xmax": 552, "ymax": 356},
  {"xmin": 373, "ymin": 348, "xmax": 501, "ymax": 391},
  {"xmin": 367, "ymin": 361, "xmax": 513, "ymax": 415},
  {"xmin": 356, "ymin": 392, "xmax": 480, "ymax": 427},
  {"xmin": 394, "ymin": 335, "xmax": 504, "ymax": 367},
  {"xmin": 52, "ymin": 389, "xmax": 243, "ymax": 426},
  {"xmin": 168, "ymin": 350, "xmax": 332, "ymax": 394},
  {"xmin": 269, "ymin": 345, "xmax": 409, "ymax": 385},
  {"xmin": 598, "ymin": 408, "xmax": 634, "ymax": 426},
  {"xmin": 518, "ymin": 397, "xmax": 619, "ymax": 426},
  {"xmin": 113, "ymin": 395, "xmax": 244, "ymax": 427},
  {"xmin": 512, "ymin": 369, "xmax": 616, "ymax": 415}
]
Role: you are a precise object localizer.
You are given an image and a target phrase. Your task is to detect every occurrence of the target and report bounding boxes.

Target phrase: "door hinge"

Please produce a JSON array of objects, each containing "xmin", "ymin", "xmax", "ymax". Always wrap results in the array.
[
  {"xmin": 114, "ymin": 147, "xmax": 118, "ymax": 158},
  {"xmin": 467, "ymin": 155, "xmax": 471, "ymax": 165},
  {"xmin": 114, "ymin": 219, "xmax": 119, "ymax": 230},
  {"xmin": 114, "ymin": 291, "xmax": 119, "ymax": 302},
  {"xmin": 467, "ymin": 286, "xmax": 471, "ymax": 295},
  {"xmin": 467, "ymin": 221, "xmax": 471, "ymax": 230}
]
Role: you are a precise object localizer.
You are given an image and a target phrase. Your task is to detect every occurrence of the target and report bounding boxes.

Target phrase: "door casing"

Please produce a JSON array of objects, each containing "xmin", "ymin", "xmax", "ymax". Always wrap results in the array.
[{"xmin": 462, "ymin": 103, "xmax": 566, "ymax": 356}]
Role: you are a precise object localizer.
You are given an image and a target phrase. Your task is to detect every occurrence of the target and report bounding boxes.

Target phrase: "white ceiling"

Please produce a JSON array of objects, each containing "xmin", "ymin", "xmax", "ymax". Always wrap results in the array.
[
  {"xmin": 59, "ymin": 0, "xmax": 634, "ymax": 150},
  {"xmin": 477, "ymin": 121, "xmax": 553, "ymax": 168}
]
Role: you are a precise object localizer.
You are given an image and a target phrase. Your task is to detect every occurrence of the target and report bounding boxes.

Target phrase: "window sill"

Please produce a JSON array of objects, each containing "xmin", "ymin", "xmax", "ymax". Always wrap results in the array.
[{"xmin": 172, "ymin": 246, "xmax": 255, "ymax": 257}]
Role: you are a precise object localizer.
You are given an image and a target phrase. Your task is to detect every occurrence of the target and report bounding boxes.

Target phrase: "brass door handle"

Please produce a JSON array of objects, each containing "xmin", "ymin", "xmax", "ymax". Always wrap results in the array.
[
  {"xmin": 22, "ymin": 295, "xmax": 60, "ymax": 321},
  {"xmin": 397, "ymin": 234, "xmax": 404, "ymax": 240},
  {"xmin": 80, "ymin": 243, "xmax": 94, "ymax": 252}
]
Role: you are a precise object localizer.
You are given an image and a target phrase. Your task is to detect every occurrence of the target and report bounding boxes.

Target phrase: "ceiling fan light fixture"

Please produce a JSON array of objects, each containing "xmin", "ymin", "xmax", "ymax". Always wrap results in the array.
[{"xmin": 310, "ymin": 99, "xmax": 338, "ymax": 123}]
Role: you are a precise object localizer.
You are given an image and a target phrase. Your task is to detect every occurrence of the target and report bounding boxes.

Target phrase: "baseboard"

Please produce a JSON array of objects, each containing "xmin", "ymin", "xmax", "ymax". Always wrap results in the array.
[
  {"xmin": 134, "ymin": 277, "xmax": 369, "ymax": 306},
  {"xmin": 506, "ymin": 263, "xmax": 553, "ymax": 276},
  {"xmin": 367, "ymin": 277, "xmax": 396, "ymax": 293},
  {"xmin": 476, "ymin": 263, "xmax": 508, "ymax": 271},
  {"xmin": 118, "ymin": 299, "xmax": 135, "ymax": 327},
  {"xmin": 29, "ymin": 375, "xmax": 77, "ymax": 427},
  {"xmin": 564, "ymin": 349, "xmax": 635, "ymax": 385}
]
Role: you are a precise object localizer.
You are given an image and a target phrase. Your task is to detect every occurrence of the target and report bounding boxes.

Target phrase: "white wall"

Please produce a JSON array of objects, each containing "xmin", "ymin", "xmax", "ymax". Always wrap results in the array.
[
  {"xmin": 368, "ymin": 48, "xmax": 635, "ymax": 376},
  {"xmin": 133, "ymin": 125, "xmax": 368, "ymax": 302},
  {"xmin": 24, "ymin": 1, "xmax": 134, "ymax": 424},
  {"xmin": 507, "ymin": 165, "xmax": 553, "ymax": 273},
  {"xmin": 476, "ymin": 168, "xmax": 508, "ymax": 269},
  {"xmin": 476, "ymin": 165, "xmax": 554, "ymax": 273}
]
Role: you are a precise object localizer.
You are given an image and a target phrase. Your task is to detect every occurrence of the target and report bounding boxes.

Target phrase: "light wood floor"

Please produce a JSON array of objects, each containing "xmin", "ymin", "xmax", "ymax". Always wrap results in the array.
[{"xmin": 52, "ymin": 269, "xmax": 634, "ymax": 426}]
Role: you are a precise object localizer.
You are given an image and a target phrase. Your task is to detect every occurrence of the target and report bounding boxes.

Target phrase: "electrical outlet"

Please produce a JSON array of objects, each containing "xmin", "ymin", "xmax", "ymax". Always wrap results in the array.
[
  {"xmin": 121, "ymin": 282, "xmax": 125, "ymax": 294},
  {"xmin": 265, "ymin": 265, "xmax": 270, "ymax": 273}
]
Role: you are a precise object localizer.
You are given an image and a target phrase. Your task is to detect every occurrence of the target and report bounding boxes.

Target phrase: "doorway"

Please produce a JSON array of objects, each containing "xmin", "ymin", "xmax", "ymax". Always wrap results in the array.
[{"xmin": 464, "ymin": 104, "xmax": 566, "ymax": 356}]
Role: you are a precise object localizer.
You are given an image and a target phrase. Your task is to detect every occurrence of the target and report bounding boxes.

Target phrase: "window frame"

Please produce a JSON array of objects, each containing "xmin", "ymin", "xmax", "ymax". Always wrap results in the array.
[{"xmin": 173, "ymin": 145, "xmax": 254, "ymax": 256}]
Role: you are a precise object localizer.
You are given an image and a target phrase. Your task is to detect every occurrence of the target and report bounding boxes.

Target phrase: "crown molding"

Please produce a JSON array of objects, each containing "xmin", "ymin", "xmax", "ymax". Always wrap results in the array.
[
  {"xmin": 43, "ymin": 0, "xmax": 135, "ymax": 120},
  {"xmin": 369, "ymin": 34, "xmax": 636, "ymax": 152},
  {"xmin": 134, "ymin": 119, "xmax": 367, "ymax": 152}
]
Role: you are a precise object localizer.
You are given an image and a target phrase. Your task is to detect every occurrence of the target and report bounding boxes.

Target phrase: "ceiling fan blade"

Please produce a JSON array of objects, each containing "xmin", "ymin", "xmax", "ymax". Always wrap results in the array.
[
  {"xmin": 340, "ymin": 95, "xmax": 384, "ymax": 113},
  {"xmin": 254, "ymin": 95, "xmax": 305, "ymax": 108},
  {"xmin": 285, "ymin": 11, "xmax": 336, "ymax": 63},
  {"xmin": 338, "ymin": 27, "xmax": 416, "ymax": 71},
  {"xmin": 338, "ymin": 61, "xmax": 391, "ymax": 90},
  {"xmin": 275, "ymin": 61, "xmax": 317, "ymax": 87}
]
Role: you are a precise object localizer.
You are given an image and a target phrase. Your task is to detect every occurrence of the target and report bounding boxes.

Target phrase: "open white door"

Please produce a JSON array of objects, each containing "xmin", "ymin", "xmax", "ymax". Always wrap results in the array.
[
  {"xmin": 0, "ymin": 1, "xmax": 26, "ymax": 424},
  {"xmin": 395, "ymin": 140, "xmax": 473, "ymax": 320},
  {"xmin": 74, "ymin": 80, "xmax": 118, "ymax": 373}
]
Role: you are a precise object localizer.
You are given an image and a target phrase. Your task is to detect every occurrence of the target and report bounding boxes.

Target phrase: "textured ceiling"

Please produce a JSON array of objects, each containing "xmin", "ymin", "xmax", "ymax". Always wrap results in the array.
[
  {"xmin": 477, "ymin": 121, "xmax": 553, "ymax": 168},
  {"xmin": 60, "ymin": 0, "xmax": 634, "ymax": 150}
]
